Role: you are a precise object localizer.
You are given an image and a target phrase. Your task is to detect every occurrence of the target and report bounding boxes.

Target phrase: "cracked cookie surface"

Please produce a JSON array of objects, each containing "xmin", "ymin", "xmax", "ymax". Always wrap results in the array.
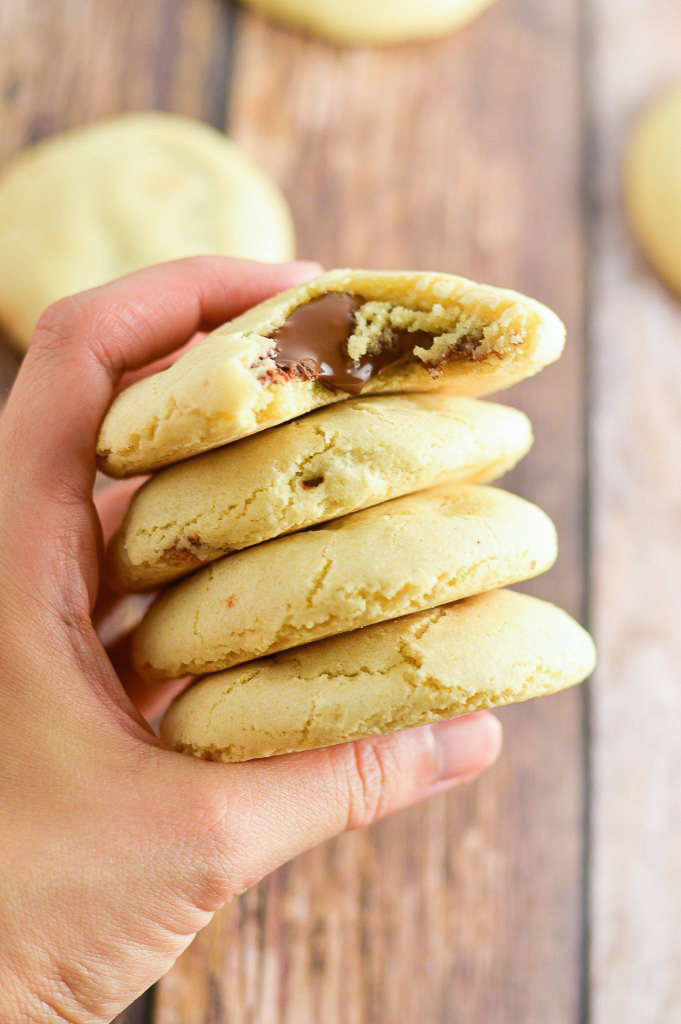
[
  {"xmin": 106, "ymin": 395, "xmax": 532, "ymax": 591},
  {"xmin": 133, "ymin": 483, "xmax": 557, "ymax": 681},
  {"xmin": 97, "ymin": 268, "xmax": 565, "ymax": 477},
  {"xmin": 160, "ymin": 589, "xmax": 596, "ymax": 762}
]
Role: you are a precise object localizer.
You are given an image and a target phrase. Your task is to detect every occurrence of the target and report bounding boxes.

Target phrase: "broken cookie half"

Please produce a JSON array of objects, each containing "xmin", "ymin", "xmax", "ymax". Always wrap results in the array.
[{"xmin": 97, "ymin": 269, "xmax": 565, "ymax": 477}]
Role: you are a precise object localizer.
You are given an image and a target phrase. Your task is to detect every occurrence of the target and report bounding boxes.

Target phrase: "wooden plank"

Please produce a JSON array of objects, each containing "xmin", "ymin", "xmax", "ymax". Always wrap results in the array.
[
  {"xmin": 0, "ymin": 0, "xmax": 233, "ymax": 154},
  {"xmin": 153, "ymin": 1, "xmax": 588, "ymax": 1021},
  {"xmin": 0, "ymin": 0, "xmax": 233, "ymax": 368},
  {"xmin": 589, "ymin": 1, "xmax": 681, "ymax": 1020},
  {"xmin": 0, "ymin": 0, "xmax": 590, "ymax": 1019}
]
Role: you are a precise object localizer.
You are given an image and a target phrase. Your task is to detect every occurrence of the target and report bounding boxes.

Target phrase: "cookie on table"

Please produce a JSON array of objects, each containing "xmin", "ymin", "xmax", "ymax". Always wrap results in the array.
[
  {"xmin": 97, "ymin": 269, "xmax": 565, "ymax": 477},
  {"xmin": 160, "ymin": 589, "xmax": 596, "ymax": 762},
  {"xmin": 106, "ymin": 395, "xmax": 533, "ymax": 592},
  {"xmin": 239, "ymin": 0, "xmax": 495, "ymax": 45},
  {"xmin": 624, "ymin": 87, "xmax": 681, "ymax": 295},
  {"xmin": 0, "ymin": 112, "xmax": 295, "ymax": 351},
  {"xmin": 132, "ymin": 483, "xmax": 557, "ymax": 681}
]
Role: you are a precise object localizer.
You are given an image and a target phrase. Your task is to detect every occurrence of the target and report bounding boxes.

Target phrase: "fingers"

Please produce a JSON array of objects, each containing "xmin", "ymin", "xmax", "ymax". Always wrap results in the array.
[
  {"xmin": 107, "ymin": 633, "xmax": 189, "ymax": 722},
  {"xmin": 0, "ymin": 257, "xmax": 321, "ymax": 508},
  {"xmin": 93, "ymin": 479, "xmax": 149, "ymax": 634},
  {"xmin": 176, "ymin": 713, "xmax": 502, "ymax": 906},
  {"xmin": 93, "ymin": 480, "xmax": 194, "ymax": 721},
  {"xmin": 94, "ymin": 478, "xmax": 145, "ymax": 545},
  {"xmin": 115, "ymin": 331, "xmax": 207, "ymax": 393}
]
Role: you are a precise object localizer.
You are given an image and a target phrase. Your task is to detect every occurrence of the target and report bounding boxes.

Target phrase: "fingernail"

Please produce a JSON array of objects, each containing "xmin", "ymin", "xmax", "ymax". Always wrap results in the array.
[{"xmin": 431, "ymin": 713, "xmax": 503, "ymax": 783}]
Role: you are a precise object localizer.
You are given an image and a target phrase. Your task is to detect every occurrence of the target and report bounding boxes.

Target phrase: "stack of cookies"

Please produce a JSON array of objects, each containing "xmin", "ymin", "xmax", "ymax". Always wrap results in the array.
[{"xmin": 99, "ymin": 269, "xmax": 595, "ymax": 762}]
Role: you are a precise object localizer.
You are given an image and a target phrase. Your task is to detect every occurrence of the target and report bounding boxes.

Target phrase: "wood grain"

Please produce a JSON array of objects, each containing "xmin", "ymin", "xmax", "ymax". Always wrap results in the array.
[
  {"xmin": 0, "ymin": 0, "xmax": 232, "ymax": 158},
  {"xmin": 0, "ymin": 1, "xmax": 591, "ymax": 1021},
  {"xmin": 0, "ymin": 0, "xmax": 233, "ymax": 370},
  {"xmin": 589, "ymin": 1, "xmax": 681, "ymax": 1020},
  {"xmin": 154, "ymin": 1, "xmax": 588, "ymax": 1021}
]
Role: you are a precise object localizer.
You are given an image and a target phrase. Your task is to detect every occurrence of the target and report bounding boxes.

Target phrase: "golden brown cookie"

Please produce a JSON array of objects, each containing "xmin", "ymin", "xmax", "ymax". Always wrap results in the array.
[
  {"xmin": 106, "ymin": 395, "xmax": 532, "ymax": 591},
  {"xmin": 160, "ymin": 589, "xmax": 596, "ymax": 762},
  {"xmin": 97, "ymin": 268, "xmax": 565, "ymax": 477},
  {"xmin": 132, "ymin": 484, "xmax": 557, "ymax": 681},
  {"xmin": 239, "ymin": 0, "xmax": 495, "ymax": 45},
  {"xmin": 624, "ymin": 87, "xmax": 681, "ymax": 295},
  {"xmin": 0, "ymin": 112, "xmax": 294, "ymax": 350}
]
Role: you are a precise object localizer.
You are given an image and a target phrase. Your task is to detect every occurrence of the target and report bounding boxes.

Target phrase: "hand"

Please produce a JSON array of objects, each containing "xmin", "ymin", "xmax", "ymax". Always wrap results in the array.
[{"xmin": 0, "ymin": 257, "xmax": 502, "ymax": 1024}]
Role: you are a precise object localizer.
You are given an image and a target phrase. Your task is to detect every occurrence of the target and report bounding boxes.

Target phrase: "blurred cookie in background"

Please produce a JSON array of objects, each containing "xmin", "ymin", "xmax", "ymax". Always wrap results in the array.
[
  {"xmin": 239, "ymin": 0, "xmax": 495, "ymax": 45},
  {"xmin": 0, "ymin": 112, "xmax": 295, "ymax": 351},
  {"xmin": 624, "ymin": 87, "xmax": 681, "ymax": 296}
]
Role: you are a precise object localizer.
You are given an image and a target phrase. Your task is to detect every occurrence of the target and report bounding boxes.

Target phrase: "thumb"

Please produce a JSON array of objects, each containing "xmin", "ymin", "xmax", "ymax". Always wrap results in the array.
[{"xmin": 175, "ymin": 713, "xmax": 502, "ymax": 908}]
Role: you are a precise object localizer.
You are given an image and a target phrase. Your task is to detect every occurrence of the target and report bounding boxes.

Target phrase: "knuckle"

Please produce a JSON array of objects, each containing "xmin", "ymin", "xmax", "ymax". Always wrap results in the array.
[
  {"xmin": 33, "ymin": 295, "xmax": 89, "ymax": 352},
  {"xmin": 342, "ymin": 736, "xmax": 403, "ymax": 830},
  {"xmin": 180, "ymin": 779, "xmax": 248, "ymax": 909},
  {"xmin": 185, "ymin": 253, "xmax": 217, "ymax": 273},
  {"xmin": 32, "ymin": 295, "xmax": 133, "ymax": 379},
  {"xmin": 187, "ymin": 781, "xmax": 231, "ymax": 855}
]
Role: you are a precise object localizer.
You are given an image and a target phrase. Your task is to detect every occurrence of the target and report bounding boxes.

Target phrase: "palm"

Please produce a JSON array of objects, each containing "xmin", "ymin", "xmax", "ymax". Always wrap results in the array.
[{"xmin": 0, "ymin": 257, "xmax": 499, "ymax": 1023}]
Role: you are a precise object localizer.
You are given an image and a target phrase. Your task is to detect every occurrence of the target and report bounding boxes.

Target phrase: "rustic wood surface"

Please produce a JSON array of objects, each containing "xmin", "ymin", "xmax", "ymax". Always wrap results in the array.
[
  {"xmin": 0, "ymin": 0, "xmax": 677, "ymax": 1020},
  {"xmin": 589, "ymin": 0, "xmax": 681, "ymax": 1020},
  {"xmin": 154, "ymin": 5, "xmax": 587, "ymax": 1024}
]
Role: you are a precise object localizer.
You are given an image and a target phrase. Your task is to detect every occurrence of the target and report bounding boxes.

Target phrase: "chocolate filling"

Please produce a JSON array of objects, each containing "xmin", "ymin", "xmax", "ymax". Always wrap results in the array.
[{"xmin": 268, "ymin": 292, "xmax": 442, "ymax": 396}]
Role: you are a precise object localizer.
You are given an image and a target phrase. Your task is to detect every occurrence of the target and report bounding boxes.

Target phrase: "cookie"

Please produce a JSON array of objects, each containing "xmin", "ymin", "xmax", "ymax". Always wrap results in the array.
[
  {"xmin": 160, "ymin": 589, "xmax": 595, "ymax": 762},
  {"xmin": 106, "ymin": 395, "xmax": 532, "ymax": 592},
  {"xmin": 97, "ymin": 269, "xmax": 565, "ymax": 477},
  {"xmin": 0, "ymin": 112, "xmax": 295, "ymax": 350},
  {"xmin": 239, "ymin": 0, "xmax": 495, "ymax": 45},
  {"xmin": 132, "ymin": 484, "xmax": 557, "ymax": 681},
  {"xmin": 624, "ymin": 87, "xmax": 681, "ymax": 295}
]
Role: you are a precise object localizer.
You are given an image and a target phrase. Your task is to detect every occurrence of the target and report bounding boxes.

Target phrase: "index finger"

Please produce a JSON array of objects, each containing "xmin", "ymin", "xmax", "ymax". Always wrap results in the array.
[{"xmin": 0, "ymin": 256, "xmax": 321, "ymax": 508}]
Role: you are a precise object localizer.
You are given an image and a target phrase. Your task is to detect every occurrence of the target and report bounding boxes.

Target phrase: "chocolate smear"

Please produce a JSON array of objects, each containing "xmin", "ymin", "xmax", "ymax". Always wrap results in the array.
[{"xmin": 267, "ymin": 291, "xmax": 479, "ymax": 395}]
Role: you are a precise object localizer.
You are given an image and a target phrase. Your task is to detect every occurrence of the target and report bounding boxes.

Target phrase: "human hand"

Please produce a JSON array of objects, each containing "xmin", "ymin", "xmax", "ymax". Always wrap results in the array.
[{"xmin": 0, "ymin": 257, "xmax": 502, "ymax": 1024}]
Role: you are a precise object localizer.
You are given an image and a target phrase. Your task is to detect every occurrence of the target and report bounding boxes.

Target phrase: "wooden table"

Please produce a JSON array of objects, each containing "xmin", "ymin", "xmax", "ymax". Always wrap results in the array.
[{"xmin": 1, "ymin": 1, "xmax": 680, "ymax": 1020}]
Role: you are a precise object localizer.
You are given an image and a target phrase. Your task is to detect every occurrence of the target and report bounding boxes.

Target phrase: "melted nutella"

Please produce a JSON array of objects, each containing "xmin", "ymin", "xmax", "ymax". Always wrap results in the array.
[{"xmin": 269, "ymin": 292, "xmax": 437, "ymax": 396}]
